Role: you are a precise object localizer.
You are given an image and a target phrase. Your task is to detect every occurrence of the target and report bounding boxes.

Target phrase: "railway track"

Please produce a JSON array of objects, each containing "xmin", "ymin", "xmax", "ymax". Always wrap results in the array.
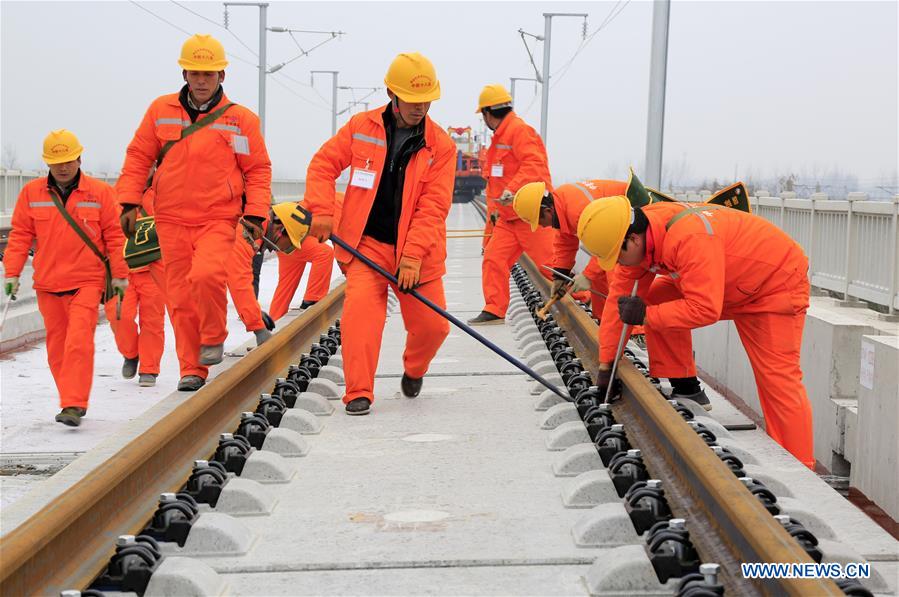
[{"xmin": 0, "ymin": 203, "xmax": 887, "ymax": 595}]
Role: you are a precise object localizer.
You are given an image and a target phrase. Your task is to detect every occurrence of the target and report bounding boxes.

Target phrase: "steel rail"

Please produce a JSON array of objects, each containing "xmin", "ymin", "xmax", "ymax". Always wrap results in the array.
[
  {"xmin": 519, "ymin": 256, "xmax": 841, "ymax": 596},
  {"xmin": 0, "ymin": 284, "xmax": 345, "ymax": 596}
]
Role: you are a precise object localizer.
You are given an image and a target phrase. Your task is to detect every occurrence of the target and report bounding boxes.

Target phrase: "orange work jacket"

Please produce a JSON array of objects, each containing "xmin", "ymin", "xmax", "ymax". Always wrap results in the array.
[
  {"xmin": 116, "ymin": 91, "xmax": 272, "ymax": 226},
  {"xmin": 4, "ymin": 174, "xmax": 128, "ymax": 292},
  {"xmin": 483, "ymin": 112, "xmax": 552, "ymax": 222},
  {"xmin": 304, "ymin": 106, "xmax": 456, "ymax": 284},
  {"xmin": 598, "ymin": 202, "xmax": 809, "ymax": 362},
  {"xmin": 552, "ymin": 179, "xmax": 627, "ymax": 271}
]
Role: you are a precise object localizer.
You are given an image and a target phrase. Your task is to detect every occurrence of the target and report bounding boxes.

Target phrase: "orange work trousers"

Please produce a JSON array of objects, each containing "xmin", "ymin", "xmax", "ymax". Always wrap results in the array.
[
  {"xmin": 226, "ymin": 226, "xmax": 266, "ymax": 332},
  {"xmin": 269, "ymin": 236, "xmax": 334, "ymax": 321},
  {"xmin": 36, "ymin": 286, "xmax": 104, "ymax": 409},
  {"xmin": 104, "ymin": 269, "xmax": 165, "ymax": 375},
  {"xmin": 482, "ymin": 213, "xmax": 495, "ymax": 250},
  {"xmin": 642, "ymin": 276, "xmax": 814, "ymax": 468},
  {"xmin": 156, "ymin": 219, "xmax": 234, "ymax": 379},
  {"xmin": 481, "ymin": 218, "xmax": 554, "ymax": 317},
  {"xmin": 341, "ymin": 236, "xmax": 450, "ymax": 405}
]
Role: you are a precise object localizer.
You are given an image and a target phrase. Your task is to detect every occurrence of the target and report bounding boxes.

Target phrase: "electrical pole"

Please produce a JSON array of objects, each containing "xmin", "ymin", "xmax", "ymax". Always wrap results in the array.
[
  {"xmin": 509, "ymin": 77, "xmax": 538, "ymax": 105},
  {"xmin": 643, "ymin": 0, "xmax": 671, "ymax": 189},
  {"xmin": 537, "ymin": 12, "xmax": 587, "ymax": 143},
  {"xmin": 224, "ymin": 2, "xmax": 269, "ymax": 134},
  {"xmin": 312, "ymin": 70, "xmax": 339, "ymax": 135}
]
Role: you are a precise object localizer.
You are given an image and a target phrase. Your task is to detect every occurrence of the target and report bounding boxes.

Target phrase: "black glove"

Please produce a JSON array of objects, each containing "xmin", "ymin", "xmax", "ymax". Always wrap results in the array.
[
  {"xmin": 618, "ymin": 295, "xmax": 646, "ymax": 325},
  {"xmin": 596, "ymin": 368, "xmax": 622, "ymax": 402},
  {"xmin": 489, "ymin": 212, "xmax": 498, "ymax": 225}
]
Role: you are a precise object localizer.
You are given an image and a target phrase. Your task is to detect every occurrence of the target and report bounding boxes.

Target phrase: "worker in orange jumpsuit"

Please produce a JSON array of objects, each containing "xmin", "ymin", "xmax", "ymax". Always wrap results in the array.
[
  {"xmin": 116, "ymin": 34, "xmax": 272, "ymax": 392},
  {"xmin": 3, "ymin": 130, "xmax": 129, "ymax": 426},
  {"xmin": 512, "ymin": 178, "xmax": 628, "ymax": 316},
  {"xmin": 304, "ymin": 52, "xmax": 455, "ymax": 416},
  {"xmin": 105, "ymin": 266, "xmax": 166, "ymax": 387},
  {"xmin": 226, "ymin": 218, "xmax": 276, "ymax": 345},
  {"xmin": 468, "ymin": 84, "xmax": 554, "ymax": 326},
  {"xmin": 268, "ymin": 235, "xmax": 334, "ymax": 320},
  {"xmin": 578, "ymin": 198, "xmax": 814, "ymax": 468}
]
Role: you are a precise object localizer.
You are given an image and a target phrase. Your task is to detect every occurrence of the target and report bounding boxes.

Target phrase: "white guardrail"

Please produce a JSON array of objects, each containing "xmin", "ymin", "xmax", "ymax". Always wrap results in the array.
[{"xmin": 3, "ymin": 170, "xmax": 897, "ymax": 312}]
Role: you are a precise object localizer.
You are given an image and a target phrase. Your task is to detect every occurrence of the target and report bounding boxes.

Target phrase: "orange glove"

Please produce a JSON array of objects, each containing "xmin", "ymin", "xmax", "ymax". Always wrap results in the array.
[
  {"xmin": 396, "ymin": 256, "xmax": 421, "ymax": 293},
  {"xmin": 309, "ymin": 214, "xmax": 333, "ymax": 243}
]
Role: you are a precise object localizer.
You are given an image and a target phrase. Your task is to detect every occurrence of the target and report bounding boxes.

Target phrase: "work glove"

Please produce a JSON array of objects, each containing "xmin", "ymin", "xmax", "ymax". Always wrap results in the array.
[
  {"xmin": 396, "ymin": 256, "xmax": 421, "ymax": 293},
  {"xmin": 489, "ymin": 211, "xmax": 498, "ymax": 225},
  {"xmin": 309, "ymin": 214, "xmax": 334, "ymax": 243},
  {"xmin": 618, "ymin": 295, "xmax": 646, "ymax": 326},
  {"xmin": 111, "ymin": 278, "xmax": 129, "ymax": 300},
  {"xmin": 596, "ymin": 366, "xmax": 623, "ymax": 402},
  {"xmin": 571, "ymin": 273, "xmax": 591, "ymax": 293},
  {"xmin": 120, "ymin": 205, "xmax": 140, "ymax": 237},
  {"xmin": 5, "ymin": 277, "xmax": 19, "ymax": 297},
  {"xmin": 551, "ymin": 278, "xmax": 570, "ymax": 298},
  {"xmin": 240, "ymin": 216, "xmax": 265, "ymax": 246},
  {"xmin": 498, "ymin": 189, "xmax": 515, "ymax": 206}
]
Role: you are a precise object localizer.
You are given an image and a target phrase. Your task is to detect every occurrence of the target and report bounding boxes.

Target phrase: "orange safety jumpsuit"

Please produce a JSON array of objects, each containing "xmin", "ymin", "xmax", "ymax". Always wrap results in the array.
[
  {"xmin": 269, "ymin": 236, "xmax": 334, "ymax": 321},
  {"xmin": 305, "ymin": 106, "xmax": 456, "ymax": 405},
  {"xmin": 481, "ymin": 111, "xmax": 554, "ymax": 317},
  {"xmin": 600, "ymin": 202, "xmax": 813, "ymax": 468},
  {"xmin": 551, "ymin": 180, "xmax": 628, "ymax": 315},
  {"xmin": 226, "ymin": 220, "xmax": 268, "ymax": 332},
  {"xmin": 3, "ymin": 174, "xmax": 128, "ymax": 409},
  {"xmin": 105, "ymin": 268, "xmax": 166, "ymax": 375},
  {"xmin": 116, "ymin": 89, "xmax": 272, "ymax": 379}
]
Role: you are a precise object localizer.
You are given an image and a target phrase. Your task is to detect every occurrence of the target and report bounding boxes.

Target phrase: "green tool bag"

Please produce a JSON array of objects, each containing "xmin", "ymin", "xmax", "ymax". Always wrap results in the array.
[
  {"xmin": 123, "ymin": 210, "xmax": 161, "ymax": 269},
  {"xmin": 124, "ymin": 102, "xmax": 236, "ymax": 270}
]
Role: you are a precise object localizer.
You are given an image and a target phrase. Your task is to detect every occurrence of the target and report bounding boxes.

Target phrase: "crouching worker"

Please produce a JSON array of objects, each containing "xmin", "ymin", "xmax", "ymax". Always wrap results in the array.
[
  {"xmin": 3, "ymin": 130, "xmax": 128, "ymax": 426},
  {"xmin": 577, "ymin": 197, "xmax": 814, "ymax": 469}
]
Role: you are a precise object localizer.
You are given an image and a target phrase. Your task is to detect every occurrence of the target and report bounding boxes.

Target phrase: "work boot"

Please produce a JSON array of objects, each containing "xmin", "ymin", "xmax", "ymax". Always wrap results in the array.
[
  {"xmin": 261, "ymin": 311, "xmax": 276, "ymax": 331},
  {"xmin": 401, "ymin": 374, "xmax": 423, "ymax": 398},
  {"xmin": 177, "ymin": 375, "xmax": 206, "ymax": 392},
  {"xmin": 300, "ymin": 300, "xmax": 318, "ymax": 309},
  {"xmin": 671, "ymin": 389, "xmax": 712, "ymax": 411},
  {"xmin": 122, "ymin": 357, "xmax": 139, "ymax": 379},
  {"xmin": 254, "ymin": 328, "xmax": 273, "ymax": 346},
  {"xmin": 138, "ymin": 373, "xmax": 157, "ymax": 387},
  {"xmin": 55, "ymin": 407, "xmax": 86, "ymax": 427},
  {"xmin": 345, "ymin": 397, "xmax": 371, "ymax": 416},
  {"xmin": 467, "ymin": 311, "xmax": 504, "ymax": 326},
  {"xmin": 199, "ymin": 343, "xmax": 224, "ymax": 365}
]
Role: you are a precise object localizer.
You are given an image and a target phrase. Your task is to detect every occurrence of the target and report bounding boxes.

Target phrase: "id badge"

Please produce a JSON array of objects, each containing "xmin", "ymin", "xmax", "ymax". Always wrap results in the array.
[
  {"xmin": 491, "ymin": 163, "xmax": 504, "ymax": 177},
  {"xmin": 350, "ymin": 168, "xmax": 376, "ymax": 189},
  {"xmin": 231, "ymin": 135, "xmax": 250, "ymax": 155}
]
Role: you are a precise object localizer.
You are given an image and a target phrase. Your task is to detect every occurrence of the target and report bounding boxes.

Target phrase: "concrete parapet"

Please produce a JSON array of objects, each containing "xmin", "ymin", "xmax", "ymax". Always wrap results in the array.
[{"xmin": 851, "ymin": 335, "xmax": 899, "ymax": 520}]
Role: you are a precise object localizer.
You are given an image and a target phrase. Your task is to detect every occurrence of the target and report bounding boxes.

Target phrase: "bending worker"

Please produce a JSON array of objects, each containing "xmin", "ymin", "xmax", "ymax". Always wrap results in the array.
[
  {"xmin": 3, "ymin": 130, "xmax": 128, "ymax": 426},
  {"xmin": 468, "ymin": 84, "xmax": 554, "ymax": 326},
  {"xmin": 578, "ymin": 197, "xmax": 814, "ymax": 468},
  {"xmin": 304, "ymin": 52, "xmax": 455, "ymax": 416},
  {"xmin": 512, "ymin": 178, "xmax": 628, "ymax": 315},
  {"xmin": 116, "ymin": 34, "xmax": 272, "ymax": 392}
]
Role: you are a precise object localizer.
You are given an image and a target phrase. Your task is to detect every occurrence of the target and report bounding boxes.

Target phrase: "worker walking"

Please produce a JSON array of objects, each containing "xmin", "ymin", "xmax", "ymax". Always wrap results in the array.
[
  {"xmin": 512, "ymin": 178, "xmax": 628, "ymax": 315},
  {"xmin": 116, "ymin": 34, "xmax": 272, "ymax": 391},
  {"xmin": 268, "ymin": 235, "xmax": 334, "ymax": 320},
  {"xmin": 104, "ymin": 267, "xmax": 166, "ymax": 387},
  {"xmin": 304, "ymin": 52, "xmax": 455, "ymax": 416},
  {"xmin": 3, "ymin": 130, "xmax": 129, "ymax": 426},
  {"xmin": 468, "ymin": 84, "xmax": 554, "ymax": 326},
  {"xmin": 226, "ymin": 219, "xmax": 275, "ymax": 346},
  {"xmin": 578, "ymin": 198, "xmax": 815, "ymax": 468}
]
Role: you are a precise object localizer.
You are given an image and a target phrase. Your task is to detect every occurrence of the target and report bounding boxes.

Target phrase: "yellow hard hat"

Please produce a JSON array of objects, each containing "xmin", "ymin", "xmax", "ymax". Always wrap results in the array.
[
  {"xmin": 271, "ymin": 202, "xmax": 312, "ymax": 248},
  {"xmin": 476, "ymin": 84, "xmax": 513, "ymax": 113},
  {"xmin": 384, "ymin": 52, "xmax": 441, "ymax": 103},
  {"xmin": 178, "ymin": 34, "xmax": 229, "ymax": 71},
  {"xmin": 513, "ymin": 182, "xmax": 547, "ymax": 231},
  {"xmin": 576, "ymin": 196, "xmax": 632, "ymax": 271},
  {"xmin": 42, "ymin": 129, "xmax": 83, "ymax": 165}
]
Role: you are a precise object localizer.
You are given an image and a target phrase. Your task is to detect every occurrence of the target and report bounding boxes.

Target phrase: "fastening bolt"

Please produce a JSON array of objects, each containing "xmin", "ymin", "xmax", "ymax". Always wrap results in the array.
[
  {"xmin": 240, "ymin": 412, "xmax": 254, "ymax": 420},
  {"xmin": 774, "ymin": 514, "xmax": 792, "ymax": 526},
  {"xmin": 627, "ymin": 449, "xmax": 642, "ymax": 458},
  {"xmin": 611, "ymin": 424, "xmax": 624, "ymax": 432},
  {"xmin": 646, "ymin": 480, "xmax": 662, "ymax": 489},
  {"xmin": 116, "ymin": 535, "xmax": 136, "ymax": 547},
  {"xmin": 220, "ymin": 433, "xmax": 233, "ymax": 441},
  {"xmin": 194, "ymin": 460, "xmax": 208, "ymax": 468},
  {"xmin": 711, "ymin": 446, "xmax": 724, "ymax": 455},
  {"xmin": 159, "ymin": 493, "xmax": 177, "ymax": 504},
  {"xmin": 739, "ymin": 477, "xmax": 754, "ymax": 487},
  {"xmin": 700, "ymin": 562, "xmax": 720, "ymax": 585},
  {"xmin": 669, "ymin": 519, "xmax": 686, "ymax": 530}
]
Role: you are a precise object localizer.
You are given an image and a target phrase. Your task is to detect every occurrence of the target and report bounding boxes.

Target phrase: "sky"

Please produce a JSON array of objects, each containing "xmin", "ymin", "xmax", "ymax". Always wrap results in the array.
[{"xmin": 1, "ymin": 0, "xmax": 897, "ymax": 193}]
